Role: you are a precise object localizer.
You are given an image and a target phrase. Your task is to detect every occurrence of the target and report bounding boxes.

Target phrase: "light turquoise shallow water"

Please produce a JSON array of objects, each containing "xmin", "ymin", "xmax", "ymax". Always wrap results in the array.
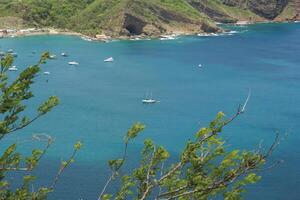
[{"xmin": 1, "ymin": 23, "xmax": 300, "ymax": 199}]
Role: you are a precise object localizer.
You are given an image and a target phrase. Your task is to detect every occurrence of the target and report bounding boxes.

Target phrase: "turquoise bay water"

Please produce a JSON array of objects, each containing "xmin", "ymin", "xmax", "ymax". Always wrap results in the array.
[{"xmin": 1, "ymin": 23, "xmax": 300, "ymax": 199}]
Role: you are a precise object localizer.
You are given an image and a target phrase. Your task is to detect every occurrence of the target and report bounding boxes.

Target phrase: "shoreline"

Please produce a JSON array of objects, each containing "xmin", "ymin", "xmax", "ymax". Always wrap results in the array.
[{"xmin": 1, "ymin": 20, "xmax": 299, "ymax": 42}]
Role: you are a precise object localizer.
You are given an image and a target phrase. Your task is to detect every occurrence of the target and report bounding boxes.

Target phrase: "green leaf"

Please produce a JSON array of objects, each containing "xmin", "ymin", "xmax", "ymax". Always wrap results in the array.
[
  {"xmin": 101, "ymin": 193, "xmax": 112, "ymax": 200},
  {"xmin": 124, "ymin": 123, "xmax": 145, "ymax": 142},
  {"xmin": 38, "ymin": 96, "xmax": 60, "ymax": 115},
  {"xmin": 244, "ymin": 173, "xmax": 261, "ymax": 184},
  {"xmin": 23, "ymin": 175, "xmax": 36, "ymax": 185},
  {"xmin": 74, "ymin": 141, "xmax": 82, "ymax": 150}
]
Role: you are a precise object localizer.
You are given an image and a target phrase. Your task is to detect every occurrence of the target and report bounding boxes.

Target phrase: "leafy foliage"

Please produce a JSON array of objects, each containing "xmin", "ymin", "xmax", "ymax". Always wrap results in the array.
[
  {"xmin": 0, "ymin": 53, "xmax": 80, "ymax": 199},
  {"xmin": 99, "ymin": 111, "xmax": 278, "ymax": 200}
]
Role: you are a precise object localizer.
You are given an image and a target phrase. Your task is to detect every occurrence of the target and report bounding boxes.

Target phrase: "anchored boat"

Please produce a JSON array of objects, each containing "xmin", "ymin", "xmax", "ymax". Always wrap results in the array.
[
  {"xmin": 8, "ymin": 66, "xmax": 18, "ymax": 71},
  {"xmin": 68, "ymin": 61, "xmax": 79, "ymax": 66},
  {"xmin": 104, "ymin": 57, "xmax": 114, "ymax": 62},
  {"xmin": 142, "ymin": 93, "xmax": 159, "ymax": 104}
]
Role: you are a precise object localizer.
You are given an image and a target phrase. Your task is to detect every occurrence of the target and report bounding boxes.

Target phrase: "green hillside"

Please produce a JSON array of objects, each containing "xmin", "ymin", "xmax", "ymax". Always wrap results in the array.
[{"xmin": 0, "ymin": 0, "xmax": 299, "ymax": 37}]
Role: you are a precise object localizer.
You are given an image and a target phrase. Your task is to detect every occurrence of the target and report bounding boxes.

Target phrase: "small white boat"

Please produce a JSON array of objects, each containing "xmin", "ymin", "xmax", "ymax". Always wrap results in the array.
[
  {"xmin": 81, "ymin": 36, "xmax": 92, "ymax": 42},
  {"xmin": 197, "ymin": 33, "xmax": 219, "ymax": 37},
  {"xmin": 198, "ymin": 64, "xmax": 202, "ymax": 68},
  {"xmin": 104, "ymin": 57, "xmax": 114, "ymax": 62},
  {"xmin": 142, "ymin": 99, "xmax": 157, "ymax": 104},
  {"xmin": 8, "ymin": 66, "xmax": 18, "ymax": 71},
  {"xmin": 130, "ymin": 37, "xmax": 141, "ymax": 41},
  {"xmin": 49, "ymin": 54, "xmax": 56, "ymax": 59},
  {"xmin": 10, "ymin": 53, "xmax": 18, "ymax": 57},
  {"xmin": 61, "ymin": 53, "xmax": 68, "ymax": 57},
  {"xmin": 43, "ymin": 71, "xmax": 50, "ymax": 75},
  {"xmin": 142, "ymin": 93, "xmax": 159, "ymax": 104},
  {"xmin": 159, "ymin": 34, "xmax": 177, "ymax": 40},
  {"xmin": 68, "ymin": 61, "xmax": 79, "ymax": 66},
  {"xmin": 7, "ymin": 49, "xmax": 14, "ymax": 53}
]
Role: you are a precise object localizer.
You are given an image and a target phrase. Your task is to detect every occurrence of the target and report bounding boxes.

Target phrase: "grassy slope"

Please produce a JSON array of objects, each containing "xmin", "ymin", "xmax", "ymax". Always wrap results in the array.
[
  {"xmin": 69, "ymin": 0, "xmax": 127, "ymax": 35},
  {"xmin": 129, "ymin": 0, "xmax": 213, "ymax": 24},
  {"xmin": 198, "ymin": 0, "xmax": 262, "ymax": 21},
  {"xmin": 275, "ymin": 2, "xmax": 297, "ymax": 20}
]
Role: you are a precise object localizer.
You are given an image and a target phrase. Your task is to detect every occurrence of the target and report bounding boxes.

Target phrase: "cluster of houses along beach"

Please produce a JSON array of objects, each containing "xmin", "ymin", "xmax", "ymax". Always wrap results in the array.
[{"xmin": 0, "ymin": 28, "xmax": 47, "ymax": 38}]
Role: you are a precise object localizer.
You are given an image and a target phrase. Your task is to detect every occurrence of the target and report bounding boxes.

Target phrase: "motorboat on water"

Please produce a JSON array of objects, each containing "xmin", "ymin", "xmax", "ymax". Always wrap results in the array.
[
  {"xmin": 61, "ymin": 52, "xmax": 68, "ymax": 57},
  {"xmin": 8, "ymin": 66, "xmax": 18, "ymax": 71},
  {"xmin": 68, "ymin": 61, "xmax": 79, "ymax": 65},
  {"xmin": 10, "ymin": 53, "xmax": 18, "ymax": 57},
  {"xmin": 49, "ymin": 54, "xmax": 56, "ymax": 59},
  {"xmin": 7, "ymin": 49, "xmax": 14, "ymax": 53},
  {"xmin": 104, "ymin": 57, "xmax": 114, "ymax": 62},
  {"xmin": 43, "ymin": 71, "xmax": 50, "ymax": 75}
]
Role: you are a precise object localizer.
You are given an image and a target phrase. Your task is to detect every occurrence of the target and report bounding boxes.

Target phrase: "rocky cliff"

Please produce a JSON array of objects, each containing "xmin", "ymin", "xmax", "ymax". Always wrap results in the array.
[{"xmin": 221, "ymin": 0, "xmax": 289, "ymax": 19}]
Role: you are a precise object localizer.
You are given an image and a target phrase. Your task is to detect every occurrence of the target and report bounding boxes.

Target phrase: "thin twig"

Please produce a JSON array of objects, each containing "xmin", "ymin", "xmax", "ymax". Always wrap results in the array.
[
  {"xmin": 98, "ymin": 141, "xmax": 129, "ymax": 200},
  {"xmin": 50, "ymin": 148, "xmax": 79, "ymax": 190}
]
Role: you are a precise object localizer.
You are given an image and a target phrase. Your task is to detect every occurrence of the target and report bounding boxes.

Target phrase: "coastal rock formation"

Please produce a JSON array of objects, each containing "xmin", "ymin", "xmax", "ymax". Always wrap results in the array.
[
  {"xmin": 103, "ymin": 0, "xmax": 219, "ymax": 37},
  {"xmin": 289, "ymin": 0, "xmax": 300, "ymax": 20},
  {"xmin": 248, "ymin": 0, "xmax": 289, "ymax": 19},
  {"xmin": 188, "ymin": 0, "xmax": 237, "ymax": 23},
  {"xmin": 122, "ymin": 14, "xmax": 146, "ymax": 35},
  {"xmin": 221, "ymin": 0, "xmax": 247, "ymax": 7},
  {"xmin": 221, "ymin": 0, "xmax": 289, "ymax": 19}
]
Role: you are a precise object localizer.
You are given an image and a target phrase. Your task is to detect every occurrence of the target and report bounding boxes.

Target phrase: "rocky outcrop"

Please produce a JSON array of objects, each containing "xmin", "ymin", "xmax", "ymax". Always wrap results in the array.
[
  {"xmin": 221, "ymin": 0, "xmax": 289, "ymax": 19},
  {"xmin": 122, "ymin": 14, "xmax": 146, "ymax": 35},
  {"xmin": 290, "ymin": 0, "xmax": 300, "ymax": 19},
  {"xmin": 118, "ymin": 1, "xmax": 220, "ymax": 37},
  {"xmin": 222, "ymin": 0, "xmax": 247, "ymax": 7},
  {"xmin": 248, "ymin": 0, "xmax": 289, "ymax": 19},
  {"xmin": 188, "ymin": 0, "xmax": 237, "ymax": 23},
  {"xmin": 201, "ymin": 22, "xmax": 220, "ymax": 33}
]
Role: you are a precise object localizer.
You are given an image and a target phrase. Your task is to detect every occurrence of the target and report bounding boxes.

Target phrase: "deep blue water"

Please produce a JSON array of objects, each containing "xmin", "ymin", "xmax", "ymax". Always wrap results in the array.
[{"xmin": 1, "ymin": 23, "xmax": 300, "ymax": 199}]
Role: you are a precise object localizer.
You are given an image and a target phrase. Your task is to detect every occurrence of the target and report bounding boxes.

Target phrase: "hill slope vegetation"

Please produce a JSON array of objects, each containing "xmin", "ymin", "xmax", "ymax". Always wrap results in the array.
[{"xmin": 0, "ymin": 0, "xmax": 299, "ymax": 37}]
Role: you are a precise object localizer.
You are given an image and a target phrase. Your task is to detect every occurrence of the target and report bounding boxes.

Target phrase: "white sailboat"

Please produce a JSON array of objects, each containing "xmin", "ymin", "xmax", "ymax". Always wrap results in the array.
[
  {"xmin": 142, "ymin": 99, "xmax": 157, "ymax": 104},
  {"xmin": 104, "ymin": 57, "xmax": 114, "ymax": 62},
  {"xmin": 142, "ymin": 93, "xmax": 159, "ymax": 104}
]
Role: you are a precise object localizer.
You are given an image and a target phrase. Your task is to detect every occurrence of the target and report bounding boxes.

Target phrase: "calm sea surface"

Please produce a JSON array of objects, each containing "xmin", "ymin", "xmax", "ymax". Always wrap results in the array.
[{"xmin": 1, "ymin": 23, "xmax": 300, "ymax": 199}]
